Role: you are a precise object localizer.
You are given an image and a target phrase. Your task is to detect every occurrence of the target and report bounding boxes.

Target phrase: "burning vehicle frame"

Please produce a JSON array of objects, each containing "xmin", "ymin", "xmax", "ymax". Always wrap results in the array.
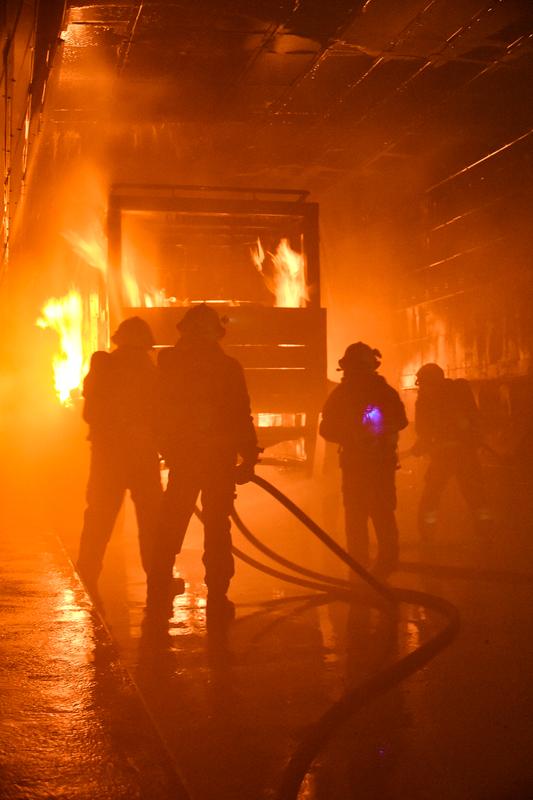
[{"xmin": 106, "ymin": 183, "xmax": 327, "ymax": 468}]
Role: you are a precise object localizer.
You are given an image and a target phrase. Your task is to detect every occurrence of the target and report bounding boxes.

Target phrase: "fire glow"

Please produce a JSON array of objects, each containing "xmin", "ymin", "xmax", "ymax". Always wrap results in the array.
[
  {"xmin": 257, "ymin": 412, "xmax": 306, "ymax": 428},
  {"xmin": 251, "ymin": 237, "xmax": 308, "ymax": 308},
  {"xmin": 38, "ymin": 227, "xmax": 309, "ymax": 406},
  {"xmin": 64, "ymin": 227, "xmax": 161, "ymax": 307},
  {"xmin": 63, "ymin": 228, "xmax": 107, "ymax": 274},
  {"xmin": 37, "ymin": 226, "xmax": 164, "ymax": 405},
  {"xmin": 36, "ymin": 290, "xmax": 88, "ymax": 406},
  {"xmin": 122, "ymin": 260, "xmax": 161, "ymax": 307}
]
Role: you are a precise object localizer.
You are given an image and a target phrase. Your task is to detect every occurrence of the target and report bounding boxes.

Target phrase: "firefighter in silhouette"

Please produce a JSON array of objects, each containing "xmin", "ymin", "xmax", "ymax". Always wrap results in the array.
[
  {"xmin": 150, "ymin": 304, "xmax": 259, "ymax": 614},
  {"xmin": 77, "ymin": 317, "xmax": 161, "ymax": 594},
  {"xmin": 320, "ymin": 342, "xmax": 408, "ymax": 576},
  {"xmin": 413, "ymin": 363, "xmax": 492, "ymax": 539}
]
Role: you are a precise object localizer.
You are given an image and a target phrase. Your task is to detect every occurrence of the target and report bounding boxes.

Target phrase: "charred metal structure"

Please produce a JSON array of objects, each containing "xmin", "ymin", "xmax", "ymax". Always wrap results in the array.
[{"xmin": 107, "ymin": 184, "xmax": 326, "ymax": 464}]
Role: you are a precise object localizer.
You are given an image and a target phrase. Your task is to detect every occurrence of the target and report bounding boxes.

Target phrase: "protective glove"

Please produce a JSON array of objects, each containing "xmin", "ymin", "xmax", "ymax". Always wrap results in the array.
[{"xmin": 234, "ymin": 461, "xmax": 255, "ymax": 485}]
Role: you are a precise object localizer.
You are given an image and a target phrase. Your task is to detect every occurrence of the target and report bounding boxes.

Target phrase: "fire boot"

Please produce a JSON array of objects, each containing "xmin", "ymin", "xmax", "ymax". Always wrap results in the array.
[
  {"xmin": 145, "ymin": 575, "xmax": 185, "ymax": 616},
  {"xmin": 206, "ymin": 590, "xmax": 235, "ymax": 623}
]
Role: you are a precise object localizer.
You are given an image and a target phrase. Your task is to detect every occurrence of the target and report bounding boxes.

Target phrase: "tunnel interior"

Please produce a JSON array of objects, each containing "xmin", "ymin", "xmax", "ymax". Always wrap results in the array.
[{"xmin": 1, "ymin": 2, "xmax": 533, "ymax": 800}]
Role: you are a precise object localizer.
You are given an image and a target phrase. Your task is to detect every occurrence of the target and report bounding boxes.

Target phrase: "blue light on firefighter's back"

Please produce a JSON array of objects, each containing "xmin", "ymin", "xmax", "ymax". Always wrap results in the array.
[{"xmin": 362, "ymin": 405, "xmax": 384, "ymax": 435}]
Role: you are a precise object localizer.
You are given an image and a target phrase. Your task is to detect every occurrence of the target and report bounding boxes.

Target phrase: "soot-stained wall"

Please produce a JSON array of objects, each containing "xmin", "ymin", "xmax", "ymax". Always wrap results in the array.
[
  {"xmin": 1, "ymin": 1, "xmax": 65, "ymax": 273},
  {"xmin": 396, "ymin": 132, "xmax": 532, "ymax": 442}
]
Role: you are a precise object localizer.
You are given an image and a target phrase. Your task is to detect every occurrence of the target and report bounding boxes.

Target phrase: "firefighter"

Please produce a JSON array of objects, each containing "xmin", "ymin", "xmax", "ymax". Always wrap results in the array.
[
  {"xmin": 150, "ymin": 304, "xmax": 259, "ymax": 615},
  {"xmin": 413, "ymin": 362, "xmax": 492, "ymax": 540},
  {"xmin": 77, "ymin": 317, "xmax": 162, "ymax": 594},
  {"xmin": 320, "ymin": 342, "xmax": 408, "ymax": 577}
]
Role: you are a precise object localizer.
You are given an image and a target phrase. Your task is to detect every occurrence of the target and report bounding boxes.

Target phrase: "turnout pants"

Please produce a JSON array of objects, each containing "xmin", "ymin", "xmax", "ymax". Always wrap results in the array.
[
  {"xmin": 341, "ymin": 455, "xmax": 399, "ymax": 570},
  {"xmin": 77, "ymin": 443, "xmax": 162, "ymax": 583},
  {"xmin": 419, "ymin": 442, "xmax": 489, "ymax": 535},
  {"xmin": 155, "ymin": 453, "xmax": 236, "ymax": 595}
]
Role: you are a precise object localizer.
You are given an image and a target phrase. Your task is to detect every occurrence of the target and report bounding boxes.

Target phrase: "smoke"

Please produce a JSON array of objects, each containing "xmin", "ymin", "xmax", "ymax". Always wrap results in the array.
[
  {"xmin": 319, "ymin": 165, "xmax": 426, "ymax": 387},
  {"xmin": 2, "ymin": 2, "xmax": 530, "ymax": 576}
]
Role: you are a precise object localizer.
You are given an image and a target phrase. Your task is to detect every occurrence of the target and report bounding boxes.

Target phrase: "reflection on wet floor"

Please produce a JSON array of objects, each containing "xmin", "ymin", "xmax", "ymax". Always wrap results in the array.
[
  {"xmin": 2, "ymin": 464, "xmax": 533, "ymax": 799},
  {"xmin": 0, "ymin": 530, "xmax": 188, "ymax": 800}
]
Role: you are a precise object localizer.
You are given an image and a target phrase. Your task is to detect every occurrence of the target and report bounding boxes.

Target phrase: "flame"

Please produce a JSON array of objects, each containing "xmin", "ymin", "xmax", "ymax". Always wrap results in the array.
[
  {"xmin": 257, "ymin": 412, "xmax": 306, "ymax": 428},
  {"xmin": 399, "ymin": 309, "xmax": 452, "ymax": 390},
  {"xmin": 64, "ymin": 227, "xmax": 166, "ymax": 307},
  {"xmin": 272, "ymin": 239, "xmax": 308, "ymax": 308},
  {"xmin": 252, "ymin": 237, "xmax": 308, "ymax": 308},
  {"xmin": 37, "ymin": 218, "xmax": 173, "ymax": 407},
  {"xmin": 36, "ymin": 290, "xmax": 88, "ymax": 406},
  {"xmin": 122, "ymin": 257, "xmax": 164, "ymax": 307},
  {"xmin": 400, "ymin": 368, "xmax": 418, "ymax": 391},
  {"xmin": 251, "ymin": 238, "xmax": 265, "ymax": 271},
  {"xmin": 122, "ymin": 262, "xmax": 145, "ymax": 306},
  {"xmin": 63, "ymin": 228, "xmax": 107, "ymax": 274}
]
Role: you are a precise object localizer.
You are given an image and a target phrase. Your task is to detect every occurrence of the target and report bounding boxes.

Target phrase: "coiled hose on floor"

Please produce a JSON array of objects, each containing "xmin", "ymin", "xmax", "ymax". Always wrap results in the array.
[{"xmin": 230, "ymin": 473, "xmax": 460, "ymax": 800}]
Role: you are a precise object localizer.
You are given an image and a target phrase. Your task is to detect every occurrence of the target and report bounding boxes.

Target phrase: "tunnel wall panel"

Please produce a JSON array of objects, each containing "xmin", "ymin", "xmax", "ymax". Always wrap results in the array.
[
  {"xmin": 397, "ymin": 130, "xmax": 533, "ymax": 393},
  {"xmin": 1, "ymin": 0, "xmax": 65, "ymax": 274}
]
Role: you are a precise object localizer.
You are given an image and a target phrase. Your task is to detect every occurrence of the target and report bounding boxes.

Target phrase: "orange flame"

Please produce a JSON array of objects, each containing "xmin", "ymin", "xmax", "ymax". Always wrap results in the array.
[
  {"xmin": 63, "ymin": 228, "xmax": 107, "ymax": 274},
  {"xmin": 37, "ymin": 221, "xmax": 172, "ymax": 406},
  {"xmin": 36, "ymin": 290, "xmax": 88, "ymax": 406},
  {"xmin": 64, "ymin": 227, "xmax": 164, "ymax": 307},
  {"xmin": 257, "ymin": 412, "xmax": 306, "ymax": 427},
  {"xmin": 251, "ymin": 238, "xmax": 265, "ymax": 272},
  {"xmin": 122, "ymin": 257, "xmax": 164, "ymax": 307},
  {"xmin": 252, "ymin": 237, "xmax": 308, "ymax": 307}
]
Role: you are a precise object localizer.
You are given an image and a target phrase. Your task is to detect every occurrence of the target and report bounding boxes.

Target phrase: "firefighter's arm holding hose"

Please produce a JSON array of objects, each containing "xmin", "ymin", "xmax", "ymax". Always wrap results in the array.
[{"xmin": 230, "ymin": 359, "xmax": 262, "ymax": 485}]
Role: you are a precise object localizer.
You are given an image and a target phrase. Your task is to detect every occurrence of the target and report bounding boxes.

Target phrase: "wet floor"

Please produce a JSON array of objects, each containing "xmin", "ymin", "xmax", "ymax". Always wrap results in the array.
[
  {"xmin": 2, "ymin": 452, "xmax": 533, "ymax": 799},
  {"xmin": 0, "ymin": 528, "xmax": 188, "ymax": 800}
]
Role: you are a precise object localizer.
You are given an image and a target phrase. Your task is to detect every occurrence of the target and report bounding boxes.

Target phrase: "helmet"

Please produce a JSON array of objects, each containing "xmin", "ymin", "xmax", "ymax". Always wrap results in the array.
[
  {"xmin": 177, "ymin": 303, "xmax": 226, "ymax": 340},
  {"xmin": 415, "ymin": 362, "xmax": 445, "ymax": 386},
  {"xmin": 338, "ymin": 342, "xmax": 381, "ymax": 372},
  {"xmin": 111, "ymin": 316, "xmax": 155, "ymax": 348}
]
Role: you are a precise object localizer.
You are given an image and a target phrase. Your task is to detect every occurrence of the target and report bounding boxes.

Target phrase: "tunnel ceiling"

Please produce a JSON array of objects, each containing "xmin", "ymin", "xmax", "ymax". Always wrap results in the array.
[{"xmin": 50, "ymin": 0, "xmax": 533, "ymax": 189}]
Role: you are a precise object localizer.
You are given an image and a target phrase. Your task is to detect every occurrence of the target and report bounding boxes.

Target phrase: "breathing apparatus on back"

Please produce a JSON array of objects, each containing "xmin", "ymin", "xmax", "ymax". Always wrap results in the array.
[{"xmin": 338, "ymin": 342, "xmax": 386, "ymax": 439}]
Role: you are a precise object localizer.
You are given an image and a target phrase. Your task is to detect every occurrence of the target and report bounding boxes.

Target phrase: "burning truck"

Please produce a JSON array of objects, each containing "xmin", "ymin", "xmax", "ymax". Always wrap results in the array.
[{"xmin": 39, "ymin": 185, "xmax": 327, "ymax": 469}]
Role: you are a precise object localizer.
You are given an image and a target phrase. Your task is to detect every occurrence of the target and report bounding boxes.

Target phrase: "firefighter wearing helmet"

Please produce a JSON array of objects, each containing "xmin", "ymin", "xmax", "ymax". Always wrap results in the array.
[
  {"xmin": 413, "ymin": 362, "xmax": 492, "ymax": 540},
  {"xmin": 320, "ymin": 342, "xmax": 408, "ymax": 577},
  {"xmin": 77, "ymin": 317, "xmax": 162, "ymax": 595},
  {"xmin": 149, "ymin": 304, "xmax": 259, "ymax": 616}
]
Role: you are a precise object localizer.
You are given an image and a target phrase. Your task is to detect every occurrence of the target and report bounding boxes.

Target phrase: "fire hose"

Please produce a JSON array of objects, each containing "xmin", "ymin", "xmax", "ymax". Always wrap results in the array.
[{"xmin": 229, "ymin": 473, "xmax": 460, "ymax": 800}]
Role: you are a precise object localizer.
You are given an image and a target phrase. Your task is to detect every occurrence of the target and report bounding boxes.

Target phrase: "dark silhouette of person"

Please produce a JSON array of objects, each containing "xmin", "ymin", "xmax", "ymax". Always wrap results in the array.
[
  {"xmin": 77, "ymin": 317, "xmax": 162, "ymax": 594},
  {"xmin": 319, "ymin": 342, "xmax": 408, "ymax": 577},
  {"xmin": 413, "ymin": 362, "xmax": 492, "ymax": 540},
  {"xmin": 149, "ymin": 304, "xmax": 259, "ymax": 615}
]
